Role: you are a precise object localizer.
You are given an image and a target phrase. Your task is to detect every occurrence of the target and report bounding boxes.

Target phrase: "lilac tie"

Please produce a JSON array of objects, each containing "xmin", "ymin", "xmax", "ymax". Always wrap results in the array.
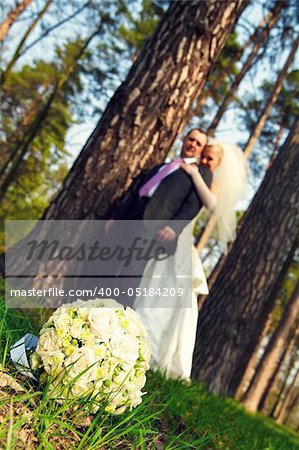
[{"xmin": 139, "ymin": 158, "xmax": 183, "ymax": 198}]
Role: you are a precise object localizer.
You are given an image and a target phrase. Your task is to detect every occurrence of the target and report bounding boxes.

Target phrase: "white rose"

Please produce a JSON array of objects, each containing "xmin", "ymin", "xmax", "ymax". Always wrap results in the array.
[
  {"xmin": 53, "ymin": 312, "xmax": 72, "ymax": 330},
  {"xmin": 88, "ymin": 308, "xmax": 119, "ymax": 341},
  {"xmin": 69, "ymin": 324, "xmax": 83, "ymax": 339},
  {"xmin": 108, "ymin": 332, "xmax": 139, "ymax": 363},
  {"xmin": 37, "ymin": 329, "xmax": 59, "ymax": 354},
  {"xmin": 127, "ymin": 389, "xmax": 143, "ymax": 408},
  {"xmin": 66, "ymin": 347, "xmax": 98, "ymax": 383},
  {"xmin": 123, "ymin": 308, "xmax": 146, "ymax": 336},
  {"xmin": 139, "ymin": 336, "xmax": 151, "ymax": 362},
  {"xmin": 71, "ymin": 380, "xmax": 92, "ymax": 397}
]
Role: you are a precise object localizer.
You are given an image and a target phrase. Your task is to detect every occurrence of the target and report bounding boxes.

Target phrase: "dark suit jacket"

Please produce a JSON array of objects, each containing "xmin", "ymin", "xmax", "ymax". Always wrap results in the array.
[{"xmin": 112, "ymin": 164, "xmax": 212, "ymax": 237}]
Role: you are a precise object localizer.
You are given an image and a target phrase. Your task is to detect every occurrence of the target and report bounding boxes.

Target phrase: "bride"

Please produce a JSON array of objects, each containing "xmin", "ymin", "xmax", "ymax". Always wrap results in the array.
[{"xmin": 133, "ymin": 141, "xmax": 248, "ymax": 380}]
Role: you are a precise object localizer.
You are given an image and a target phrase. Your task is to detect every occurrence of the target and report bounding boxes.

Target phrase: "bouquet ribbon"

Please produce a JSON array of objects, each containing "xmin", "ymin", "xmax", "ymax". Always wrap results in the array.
[{"xmin": 10, "ymin": 333, "xmax": 38, "ymax": 381}]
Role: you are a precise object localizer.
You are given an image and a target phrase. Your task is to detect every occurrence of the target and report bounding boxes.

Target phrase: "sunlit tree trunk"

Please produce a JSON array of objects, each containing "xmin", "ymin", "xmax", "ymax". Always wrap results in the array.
[
  {"xmin": 235, "ymin": 238, "xmax": 298, "ymax": 402},
  {"xmin": 276, "ymin": 368, "xmax": 299, "ymax": 424},
  {"xmin": 242, "ymin": 282, "xmax": 299, "ymax": 412},
  {"xmin": 196, "ymin": 30, "xmax": 297, "ymax": 257},
  {"xmin": 0, "ymin": 0, "xmax": 32, "ymax": 42},
  {"xmin": 207, "ymin": 0, "xmax": 284, "ymax": 134},
  {"xmin": 0, "ymin": 0, "xmax": 53, "ymax": 85},
  {"xmin": 192, "ymin": 7, "xmax": 274, "ymax": 116},
  {"xmin": 192, "ymin": 120, "xmax": 299, "ymax": 397},
  {"xmin": 260, "ymin": 326, "xmax": 298, "ymax": 414},
  {"xmin": 244, "ymin": 35, "xmax": 299, "ymax": 157},
  {"xmin": 0, "ymin": 31, "xmax": 99, "ymax": 203},
  {"xmin": 42, "ymin": 0, "xmax": 248, "ymax": 220}
]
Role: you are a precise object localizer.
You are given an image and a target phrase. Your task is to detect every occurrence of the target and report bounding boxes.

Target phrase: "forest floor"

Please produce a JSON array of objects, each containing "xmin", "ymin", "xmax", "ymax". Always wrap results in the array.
[{"xmin": 0, "ymin": 300, "xmax": 298, "ymax": 450}]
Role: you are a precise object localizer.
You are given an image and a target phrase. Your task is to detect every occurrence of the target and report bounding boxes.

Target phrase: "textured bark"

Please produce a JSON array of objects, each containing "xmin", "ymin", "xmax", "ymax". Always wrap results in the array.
[
  {"xmin": 42, "ymin": 0, "xmax": 248, "ymax": 220},
  {"xmin": 244, "ymin": 35, "xmax": 299, "ymax": 157},
  {"xmin": 207, "ymin": 0, "xmax": 284, "ymax": 134},
  {"xmin": 192, "ymin": 120, "xmax": 299, "ymax": 396},
  {"xmin": 242, "ymin": 282, "xmax": 299, "ymax": 412},
  {"xmin": 0, "ymin": 0, "xmax": 32, "ymax": 42}
]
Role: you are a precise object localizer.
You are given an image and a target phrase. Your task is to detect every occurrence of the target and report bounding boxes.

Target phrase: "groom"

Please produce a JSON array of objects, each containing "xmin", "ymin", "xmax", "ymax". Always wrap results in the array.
[
  {"xmin": 105, "ymin": 128, "xmax": 211, "ymax": 247},
  {"xmin": 103, "ymin": 128, "xmax": 211, "ymax": 303}
]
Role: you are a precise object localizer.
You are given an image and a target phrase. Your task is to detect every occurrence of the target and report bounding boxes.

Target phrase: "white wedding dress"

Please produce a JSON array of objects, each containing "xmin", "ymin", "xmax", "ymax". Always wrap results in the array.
[{"xmin": 133, "ymin": 226, "xmax": 208, "ymax": 380}]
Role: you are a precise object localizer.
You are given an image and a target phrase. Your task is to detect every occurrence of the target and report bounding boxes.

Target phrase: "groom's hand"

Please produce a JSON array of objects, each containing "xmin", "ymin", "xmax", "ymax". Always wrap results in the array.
[
  {"xmin": 156, "ymin": 226, "xmax": 176, "ymax": 241},
  {"xmin": 104, "ymin": 219, "xmax": 115, "ymax": 234}
]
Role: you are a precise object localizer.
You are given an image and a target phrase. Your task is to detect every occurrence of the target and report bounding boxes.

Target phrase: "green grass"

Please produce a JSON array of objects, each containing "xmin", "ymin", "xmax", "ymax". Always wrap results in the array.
[{"xmin": 0, "ymin": 298, "xmax": 299, "ymax": 450}]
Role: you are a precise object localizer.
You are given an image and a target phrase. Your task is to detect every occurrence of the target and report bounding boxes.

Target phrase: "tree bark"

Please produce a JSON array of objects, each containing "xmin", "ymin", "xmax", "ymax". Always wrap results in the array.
[
  {"xmin": 192, "ymin": 120, "xmax": 299, "ymax": 397},
  {"xmin": 0, "ymin": 0, "xmax": 32, "ymax": 42},
  {"xmin": 207, "ymin": 0, "xmax": 284, "ymax": 134},
  {"xmin": 242, "ymin": 281, "xmax": 299, "ymax": 412},
  {"xmin": 244, "ymin": 35, "xmax": 299, "ymax": 157},
  {"xmin": 42, "ymin": 0, "xmax": 248, "ymax": 221}
]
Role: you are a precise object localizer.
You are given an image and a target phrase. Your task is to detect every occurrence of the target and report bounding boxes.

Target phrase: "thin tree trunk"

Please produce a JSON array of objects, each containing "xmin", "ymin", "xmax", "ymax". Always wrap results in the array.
[
  {"xmin": 0, "ymin": 30, "xmax": 99, "ymax": 203},
  {"xmin": 42, "ymin": 0, "xmax": 248, "ymax": 221},
  {"xmin": 192, "ymin": 120, "xmax": 299, "ymax": 396},
  {"xmin": 243, "ymin": 35, "xmax": 299, "ymax": 157},
  {"xmin": 260, "ymin": 325, "xmax": 298, "ymax": 414},
  {"xmin": 196, "ymin": 1, "xmax": 285, "ymax": 252},
  {"xmin": 270, "ymin": 334, "xmax": 299, "ymax": 418},
  {"xmin": 18, "ymin": 2, "xmax": 90, "ymax": 58},
  {"xmin": 1, "ymin": 0, "xmax": 53, "ymax": 85},
  {"xmin": 207, "ymin": 0, "xmax": 284, "ymax": 134},
  {"xmin": 276, "ymin": 368, "xmax": 299, "ymax": 424},
  {"xmin": 242, "ymin": 281, "xmax": 299, "ymax": 412},
  {"xmin": 266, "ymin": 123, "xmax": 284, "ymax": 170},
  {"xmin": 192, "ymin": 8, "xmax": 275, "ymax": 115},
  {"xmin": 235, "ymin": 312, "xmax": 273, "ymax": 401},
  {"xmin": 237, "ymin": 239, "xmax": 298, "ymax": 400},
  {"xmin": 196, "ymin": 211, "xmax": 218, "ymax": 252},
  {"xmin": 0, "ymin": 0, "xmax": 32, "ymax": 42}
]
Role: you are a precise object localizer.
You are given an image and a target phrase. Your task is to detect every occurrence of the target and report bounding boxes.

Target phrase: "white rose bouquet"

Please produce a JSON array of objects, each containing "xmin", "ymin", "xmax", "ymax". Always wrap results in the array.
[{"xmin": 30, "ymin": 298, "xmax": 151, "ymax": 415}]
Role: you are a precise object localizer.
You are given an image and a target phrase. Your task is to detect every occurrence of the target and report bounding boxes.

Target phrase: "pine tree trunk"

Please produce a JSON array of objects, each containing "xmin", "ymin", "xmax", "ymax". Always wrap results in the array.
[
  {"xmin": 242, "ymin": 281, "xmax": 299, "ymax": 412},
  {"xmin": 243, "ymin": 35, "xmax": 299, "ymax": 157},
  {"xmin": 192, "ymin": 7, "xmax": 275, "ymax": 116},
  {"xmin": 260, "ymin": 325, "xmax": 298, "ymax": 414},
  {"xmin": 276, "ymin": 368, "xmax": 299, "ymax": 424},
  {"xmin": 0, "ymin": 0, "xmax": 53, "ymax": 85},
  {"xmin": 207, "ymin": 0, "xmax": 284, "ymax": 134},
  {"xmin": 270, "ymin": 332, "xmax": 299, "ymax": 418},
  {"xmin": 266, "ymin": 122, "xmax": 284, "ymax": 170},
  {"xmin": 42, "ymin": 0, "xmax": 248, "ymax": 221},
  {"xmin": 0, "ymin": 31, "xmax": 98, "ymax": 203},
  {"xmin": 0, "ymin": 0, "xmax": 32, "ymax": 42},
  {"xmin": 235, "ymin": 312, "xmax": 273, "ymax": 401},
  {"xmin": 236, "ymin": 238, "xmax": 298, "ymax": 403},
  {"xmin": 192, "ymin": 120, "xmax": 299, "ymax": 396}
]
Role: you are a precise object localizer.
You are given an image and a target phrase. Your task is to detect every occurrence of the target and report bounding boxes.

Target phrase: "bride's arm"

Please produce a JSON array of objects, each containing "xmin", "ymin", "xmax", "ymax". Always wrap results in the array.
[{"xmin": 180, "ymin": 163, "xmax": 217, "ymax": 210}]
